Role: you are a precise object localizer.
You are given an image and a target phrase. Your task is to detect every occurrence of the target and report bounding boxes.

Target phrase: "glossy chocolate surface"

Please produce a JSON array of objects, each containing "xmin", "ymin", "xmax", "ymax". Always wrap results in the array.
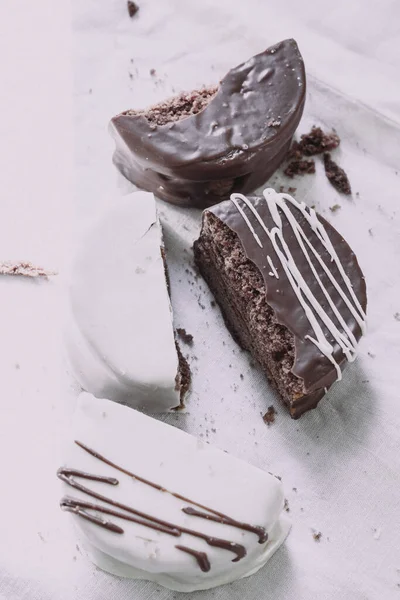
[
  {"xmin": 110, "ymin": 39, "xmax": 305, "ymax": 208},
  {"xmin": 208, "ymin": 195, "xmax": 367, "ymax": 409}
]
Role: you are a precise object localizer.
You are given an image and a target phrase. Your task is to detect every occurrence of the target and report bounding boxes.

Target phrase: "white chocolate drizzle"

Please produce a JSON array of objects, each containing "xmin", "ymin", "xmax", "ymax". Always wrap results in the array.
[
  {"xmin": 231, "ymin": 196, "xmax": 263, "ymax": 248},
  {"xmin": 267, "ymin": 255, "xmax": 279, "ymax": 279},
  {"xmin": 230, "ymin": 189, "xmax": 366, "ymax": 381}
]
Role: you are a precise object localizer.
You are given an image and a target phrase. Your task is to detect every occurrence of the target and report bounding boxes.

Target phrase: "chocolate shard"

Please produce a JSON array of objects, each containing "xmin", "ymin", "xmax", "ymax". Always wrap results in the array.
[{"xmin": 110, "ymin": 39, "xmax": 306, "ymax": 208}]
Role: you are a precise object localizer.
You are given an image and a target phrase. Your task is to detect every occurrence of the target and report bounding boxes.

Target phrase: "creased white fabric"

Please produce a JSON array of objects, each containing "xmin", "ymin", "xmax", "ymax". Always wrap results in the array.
[{"xmin": 1, "ymin": 1, "xmax": 400, "ymax": 599}]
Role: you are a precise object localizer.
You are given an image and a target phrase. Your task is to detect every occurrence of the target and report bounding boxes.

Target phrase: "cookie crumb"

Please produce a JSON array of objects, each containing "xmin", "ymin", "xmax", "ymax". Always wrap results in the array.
[
  {"xmin": 279, "ymin": 185, "xmax": 297, "ymax": 194},
  {"xmin": 210, "ymin": 300, "xmax": 216, "ymax": 307},
  {"xmin": 284, "ymin": 159, "xmax": 315, "ymax": 178},
  {"xmin": 283, "ymin": 498, "xmax": 290, "ymax": 512},
  {"xmin": 240, "ymin": 373, "xmax": 244, "ymax": 380},
  {"xmin": 292, "ymin": 487, "xmax": 297, "ymax": 492},
  {"xmin": 287, "ymin": 140, "xmax": 303, "ymax": 161},
  {"xmin": 263, "ymin": 405, "xmax": 276, "ymax": 426},
  {"xmin": 312, "ymin": 531, "xmax": 322, "ymax": 542},
  {"xmin": 298, "ymin": 126, "xmax": 340, "ymax": 156},
  {"xmin": 176, "ymin": 328, "xmax": 194, "ymax": 345},
  {"xmin": 0, "ymin": 261, "xmax": 57, "ymax": 278},
  {"xmin": 394, "ymin": 313, "xmax": 400, "ymax": 321},
  {"xmin": 127, "ymin": 1, "xmax": 139, "ymax": 17},
  {"xmin": 323, "ymin": 153, "xmax": 351, "ymax": 195},
  {"xmin": 150, "ymin": 68, "xmax": 156, "ymax": 77},
  {"xmin": 329, "ymin": 204, "xmax": 341, "ymax": 212}
]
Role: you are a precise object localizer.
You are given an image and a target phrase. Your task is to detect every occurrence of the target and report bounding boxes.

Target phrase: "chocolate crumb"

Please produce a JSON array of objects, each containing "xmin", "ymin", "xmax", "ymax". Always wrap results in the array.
[
  {"xmin": 394, "ymin": 313, "xmax": 400, "ymax": 321},
  {"xmin": 313, "ymin": 531, "xmax": 322, "ymax": 542},
  {"xmin": 0, "ymin": 261, "xmax": 57, "ymax": 279},
  {"xmin": 240, "ymin": 373, "xmax": 244, "ymax": 380},
  {"xmin": 297, "ymin": 126, "xmax": 340, "ymax": 156},
  {"xmin": 127, "ymin": 1, "xmax": 139, "ymax": 18},
  {"xmin": 368, "ymin": 228, "xmax": 373, "ymax": 236},
  {"xmin": 176, "ymin": 328, "xmax": 193, "ymax": 345},
  {"xmin": 284, "ymin": 498, "xmax": 290, "ymax": 512},
  {"xmin": 323, "ymin": 153, "xmax": 352, "ymax": 195},
  {"xmin": 329, "ymin": 204, "xmax": 341, "ymax": 212},
  {"xmin": 263, "ymin": 405, "xmax": 276, "ymax": 426},
  {"xmin": 210, "ymin": 300, "xmax": 216, "ymax": 307},
  {"xmin": 292, "ymin": 487, "xmax": 297, "ymax": 492},
  {"xmin": 279, "ymin": 185, "xmax": 297, "ymax": 194},
  {"xmin": 129, "ymin": 72, "xmax": 133, "ymax": 80},
  {"xmin": 287, "ymin": 140, "xmax": 303, "ymax": 161},
  {"xmin": 367, "ymin": 351, "xmax": 376, "ymax": 358},
  {"xmin": 284, "ymin": 159, "xmax": 315, "ymax": 178},
  {"xmin": 150, "ymin": 68, "xmax": 156, "ymax": 77}
]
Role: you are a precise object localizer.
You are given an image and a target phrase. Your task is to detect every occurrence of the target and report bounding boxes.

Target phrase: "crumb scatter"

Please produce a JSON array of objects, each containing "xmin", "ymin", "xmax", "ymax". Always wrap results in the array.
[
  {"xmin": 176, "ymin": 328, "xmax": 194, "ymax": 345},
  {"xmin": 127, "ymin": 1, "xmax": 139, "ymax": 18},
  {"xmin": 263, "ymin": 405, "xmax": 276, "ymax": 426},
  {"xmin": 289, "ymin": 126, "xmax": 340, "ymax": 158},
  {"xmin": 284, "ymin": 159, "xmax": 315, "ymax": 178},
  {"xmin": 0, "ymin": 261, "xmax": 57, "ymax": 278},
  {"xmin": 323, "ymin": 153, "xmax": 352, "ymax": 195}
]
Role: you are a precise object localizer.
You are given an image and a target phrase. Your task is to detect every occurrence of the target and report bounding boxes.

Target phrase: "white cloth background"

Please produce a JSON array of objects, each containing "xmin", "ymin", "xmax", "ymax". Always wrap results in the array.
[{"xmin": 1, "ymin": 1, "xmax": 400, "ymax": 599}]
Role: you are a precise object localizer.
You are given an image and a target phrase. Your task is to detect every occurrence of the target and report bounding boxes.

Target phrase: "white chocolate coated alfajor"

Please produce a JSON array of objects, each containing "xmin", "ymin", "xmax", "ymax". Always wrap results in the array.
[
  {"xmin": 58, "ymin": 393, "xmax": 290, "ymax": 592},
  {"xmin": 65, "ymin": 192, "xmax": 187, "ymax": 411}
]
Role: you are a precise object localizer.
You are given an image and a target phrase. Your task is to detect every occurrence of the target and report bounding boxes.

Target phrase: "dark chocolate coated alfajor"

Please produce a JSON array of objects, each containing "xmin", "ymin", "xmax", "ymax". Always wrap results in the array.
[
  {"xmin": 110, "ymin": 40, "xmax": 306, "ymax": 208},
  {"xmin": 194, "ymin": 190, "xmax": 367, "ymax": 418}
]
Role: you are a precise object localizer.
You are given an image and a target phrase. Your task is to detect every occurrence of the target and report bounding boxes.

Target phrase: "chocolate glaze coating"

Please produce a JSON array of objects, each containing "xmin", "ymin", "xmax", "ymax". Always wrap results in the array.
[
  {"xmin": 110, "ymin": 40, "xmax": 306, "ymax": 208},
  {"xmin": 208, "ymin": 195, "xmax": 367, "ymax": 414}
]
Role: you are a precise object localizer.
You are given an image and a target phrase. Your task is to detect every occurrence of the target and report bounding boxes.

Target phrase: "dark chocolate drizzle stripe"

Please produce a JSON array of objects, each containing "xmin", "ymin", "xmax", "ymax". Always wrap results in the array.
[
  {"xmin": 58, "ymin": 436, "xmax": 273, "ymax": 571},
  {"xmin": 75, "ymin": 440, "xmax": 267, "ymax": 543},
  {"xmin": 175, "ymin": 545, "xmax": 211, "ymax": 573},
  {"xmin": 58, "ymin": 468, "xmax": 245, "ymax": 560},
  {"xmin": 182, "ymin": 507, "xmax": 267, "ymax": 543},
  {"xmin": 60, "ymin": 495, "xmax": 179, "ymax": 536}
]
